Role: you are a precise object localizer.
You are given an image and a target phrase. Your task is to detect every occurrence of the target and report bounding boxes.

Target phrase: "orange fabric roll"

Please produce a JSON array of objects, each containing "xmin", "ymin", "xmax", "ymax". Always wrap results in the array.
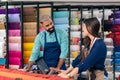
[
  {"xmin": 24, "ymin": 29, "xmax": 36, "ymax": 36},
  {"xmin": 24, "ymin": 36, "xmax": 36, "ymax": 42},
  {"xmin": 24, "ymin": 57, "xmax": 29, "ymax": 64},
  {"xmin": 0, "ymin": 22, "xmax": 5, "ymax": 29},
  {"xmin": 23, "ymin": 22, "xmax": 37, "ymax": 29},
  {"xmin": 9, "ymin": 37, "xmax": 21, "ymax": 43},
  {"xmin": 23, "ymin": 51, "xmax": 32, "ymax": 57}
]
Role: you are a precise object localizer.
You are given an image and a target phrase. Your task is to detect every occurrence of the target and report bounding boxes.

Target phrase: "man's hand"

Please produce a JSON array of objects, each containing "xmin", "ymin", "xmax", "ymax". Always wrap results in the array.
[{"xmin": 50, "ymin": 67, "xmax": 60, "ymax": 73}]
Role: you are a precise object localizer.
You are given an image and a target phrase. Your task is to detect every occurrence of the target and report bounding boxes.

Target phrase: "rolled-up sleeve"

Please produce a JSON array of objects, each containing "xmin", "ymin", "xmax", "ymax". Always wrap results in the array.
[
  {"xmin": 29, "ymin": 33, "xmax": 42, "ymax": 62},
  {"xmin": 59, "ymin": 29, "xmax": 68, "ymax": 59}
]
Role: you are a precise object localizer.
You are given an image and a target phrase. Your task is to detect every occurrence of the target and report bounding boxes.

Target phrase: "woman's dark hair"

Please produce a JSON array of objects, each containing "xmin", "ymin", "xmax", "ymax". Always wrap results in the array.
[{"xmin": 80, "ymin": 17, "xmax": 100, "ymax": 61}]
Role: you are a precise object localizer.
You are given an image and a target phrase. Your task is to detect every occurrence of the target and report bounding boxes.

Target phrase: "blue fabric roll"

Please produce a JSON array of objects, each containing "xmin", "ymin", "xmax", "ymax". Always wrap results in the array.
[
  {"xmin": 115, "ymin": 66, "xmax": 120, "ymax": 72},
  {"xmin": 115, "ymin": 52, "xmax": 120, "ymax": 58},
  {"xmin": 54, "ymin": 18, "xmax": 69, "ymax": 24},
  {"xmin": 55, "ymin": 24, "xmax": 69, "ymax": 31},
  {"xmin": 115, "ymin": 46, "xmax": 120, "ymax": 52},
  {"xmin": 0, "ymin": 58, "xmax": 6, "ymax": 64},
  {"xmin": 53, "ymin": 11, "xmax": 69, "ymax": 18}
]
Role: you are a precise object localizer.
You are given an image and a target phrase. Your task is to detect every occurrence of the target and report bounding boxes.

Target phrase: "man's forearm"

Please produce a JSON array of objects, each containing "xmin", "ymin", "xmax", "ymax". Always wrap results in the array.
[{"xmin": 56, "ymin": 58, "xmax": 65, "ymax": 69}]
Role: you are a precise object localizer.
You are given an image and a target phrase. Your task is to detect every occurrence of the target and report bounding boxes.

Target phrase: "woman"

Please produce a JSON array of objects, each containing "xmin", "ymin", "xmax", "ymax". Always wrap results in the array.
[{"xmin": 58, "ymin": 17, "xmax": 108, "ymax": 80}]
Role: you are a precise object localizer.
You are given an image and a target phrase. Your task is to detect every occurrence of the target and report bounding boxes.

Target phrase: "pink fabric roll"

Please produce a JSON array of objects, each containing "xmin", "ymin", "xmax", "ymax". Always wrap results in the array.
[
  {"xmin": 9, "ymin": 37, "xmax": 21, "ymax": 43},
  {"xmin": 8, "ymin": 30, "xmax": 20, "ymax": 36},
  {"xmin": 9, "ymin": 51, "xmax": 21, "ymax": 57},
  {"xmin": 9, "ymin": 43, "xmax": 21, "ymax": 51},
  {"xmin": 9, "ymin": 57, "xmax": 21, "ymax": 65}
]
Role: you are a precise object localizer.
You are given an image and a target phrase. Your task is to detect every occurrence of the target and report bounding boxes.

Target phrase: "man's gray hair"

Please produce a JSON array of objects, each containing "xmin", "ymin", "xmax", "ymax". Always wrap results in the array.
[{"xmin": 39, "ymin": 15, "xmax": 51, "ymax": 23}]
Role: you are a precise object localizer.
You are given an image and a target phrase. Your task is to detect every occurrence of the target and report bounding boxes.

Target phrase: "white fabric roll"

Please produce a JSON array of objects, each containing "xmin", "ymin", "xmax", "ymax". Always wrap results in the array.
[
  {"xmin": 70, "ymin": 31, "xmax": 80, "ymax": 37},
  {"xmin": 71, "ymin": 25, "xmax": 81, "ymax": 31},
  {"xmin": 104, "ymin": 38, "xmax": 113, "ymax": 46},
  {"xmin": 0, "ymin": 14, "xmax": 6, "ymax": 22},
  {"xmin": 0, "ymin": 30, "xmax": 6, "ymax": 36},
  {"xmin": 70, "ymin": 45, "xmax": 80, "ymax": 51}
]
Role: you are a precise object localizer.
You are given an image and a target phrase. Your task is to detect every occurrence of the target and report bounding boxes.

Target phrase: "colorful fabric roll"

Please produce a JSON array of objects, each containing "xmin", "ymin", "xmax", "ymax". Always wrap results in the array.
[
  {"xmin": 71, "ymin": 37, "xmax": 80, "ymax": 45},
  {"xmin": 71, "ymin": 18, "xmax": 79, "ymax": 25},
  {"xmin": 115, "ymin": 46, "xmax": 120, "ymax": 52},
  {"xmin": 0, "ymin": 58, "xmax": 6, "ymax": 65},
  {"xmin": 54, "ymin": 18, "xmax": 69, "ymax": 24},
  {"xmin": 9, "ymin": 65, "xmax": 19, "ymax": 69},
  {"xmin": 70, "ymin": 45, "xmax": 80, "ymax": 51},
  {"xmin": 114, "ymin": 59, "xmax": 120, "ymax": 66},
  {"xmin": 53, "ymin": 11, "xmax": 69, "ymax": 18},
  {"xmin": 104, "ymin": 38, "xmax": 113, "ymax": 46},
  {"xmin": 55, "ymin": 24, "xmax": 69, "ymax": 31},
  {"xmin": 0, "ymin": 22, "xmax": 5, "ymax": 29},
  {"xmin": 23, "ymin": 51, "xmax": 32, "ymax": 57},
  {"xmin": 0, "ymin": 30, "xmax": 6, "ymax": 36},
  {"xmin": 39, "ymin": 8, "xmax": 51, "ymax": 17},
  {"xmin": 71, "ymin": 25, "xmax": 81, "ymax": 31},
  {"xmin": 70, "ymin": 31, "xmax": 80, "ymax": 37},
  {"xmin": 0, "ymin": 8, "xmax": 20, "ymax": 14},
  {"xmin": 114, "ymin": 10, "xmax": 120, "ymax": 15},
  {"xmin": 115, "ymin": 66, "xmax": 120, "ymax": 72},
  {"xmin": 24, "ymin": 43, "xmax": 34, "ymax": 51},
  {"xmin": 71, "ymin": 51, "xmax": 79, "ymax": 58},
  {"xmin": 0, "ymin": 14, "xmax": 6, "ymax": 22},
  {"xmin": 0, "ymin": 50, "xmax": 4, "ymax": 58},
  {"xmin": 24, "ymin": 30, "xmax": 36, "ymax": 36},
  {"xmin": 23, "ymin": 22, "xmax": 37, "ymax": 29},
  {"xmin": 71, "ymin": 11, "xmax": 80, "ymax": 18},
  {"xmin": 9, "ymin": 37, "xmax": 21, "ymax": 43},
  {"xmin": 8, "ymin": 22, "xmax": 20, "ymax": 29},
  {"xmin": 8, "ymin": 14, "xmax": 20, "ymax": 22},
  {"xmin": 8, "ymin": 30, "xmax": 20, "ymax": 36},
  {"xmin": 9, "ymin": 43, "xmax": 21, "ymax": 51},
  {"xmin": 24, "ymin": 36, "xmax": 35, "ymax": 42},
  {"xmin": 9, "ymin": 51, "xmax": 21, "ymax": 57},
  {"xmin": 23, "ymin": 7, "xmax": 36, "ymax": 16},
  {"xmin": 115, "ymin": 52, "xmax": 120, "ymax": 59},
  {"xmin": 9, "ymin": 57, "xmax": 21, "ymax": 65},
  {"xmin": 0, "ymin": 37, "xmax": 4, "ymax": 42},
  {"xmin": 23, "ymin": 15, "xmax": 36, "ymax": 22},
  {"xmin": 24, "ymin": 57, "xmax": 29, "ymax": 64}
]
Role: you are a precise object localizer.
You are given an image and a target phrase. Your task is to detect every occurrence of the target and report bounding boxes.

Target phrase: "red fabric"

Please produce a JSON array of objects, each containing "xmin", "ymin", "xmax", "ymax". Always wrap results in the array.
[
  {"xmin": 0, "ymin": 69, "xmax": 72, "ymax": 80},
  {"xmin": 0, "ymin": 76, "xmax": 14, "ymax": 80},
  {"xmin": 110, "ymin": 24, "xmax": 120, "ymax": 32}
]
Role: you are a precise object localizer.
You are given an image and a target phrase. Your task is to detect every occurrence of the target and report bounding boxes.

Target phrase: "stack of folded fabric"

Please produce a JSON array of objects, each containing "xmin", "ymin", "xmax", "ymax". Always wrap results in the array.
[
  {"xmin": 6, "ymin": 8, "xmax": 22, "ymax": 69},
  {"xmin": 23, "ymin": 7, "xmax": 37, "ymax": 65}
]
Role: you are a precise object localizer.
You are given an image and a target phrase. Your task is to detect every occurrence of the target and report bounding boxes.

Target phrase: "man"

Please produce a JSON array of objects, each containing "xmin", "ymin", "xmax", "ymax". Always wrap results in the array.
[{"xmin": 24, "ymin": 15, "xmax": 68, "ymax": 72}]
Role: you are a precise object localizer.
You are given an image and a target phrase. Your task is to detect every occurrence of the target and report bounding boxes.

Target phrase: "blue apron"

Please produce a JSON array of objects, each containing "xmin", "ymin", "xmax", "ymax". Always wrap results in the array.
[{"xmin": 43, "ymin": 30, "xmax": 66, "ymax": 70}]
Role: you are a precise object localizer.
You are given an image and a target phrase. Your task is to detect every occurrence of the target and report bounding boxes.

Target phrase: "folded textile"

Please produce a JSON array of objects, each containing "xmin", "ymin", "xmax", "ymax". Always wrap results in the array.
[
  {"xmin": 70, "ymin": 45, "xmax": 80, "ymax": 51},
  {"xmin": 9, "ymin": 43, "xmax": 21, "ymax": 51},
  {"xmin": 9, "ymin": 57, "xmax": 21, "ymax": 65},
  {"xmin": 54, "ymin": 18, "xmax": 69, "ymax": 24},
  {"xmin": 0, "ymin": 37, "xmax": 5, "ymax": 42},
  {"xmin": 55, "ymin": 24, "xmax": 69, "ymax": 31},
  {"xmin": 70, "ymin": 31, "xmax": 81, "ymax": 37},
  {"xmin": 24, "ymin": 29, "xmax": 36, "ymax": 36},
  {"xmin": 71, "ymin": 25, "xmax": 81, "ymax": 31},
  {"xmin": 23, "ymin": 15, "xmax": 37, "ymax": 22},
  {"xmin": 0, "ymin": 22, "xmax": 5, "ymax": 29},
  {"xmin": 24, "ymin": 36, "xmax": 35, "ymax": 42},
  {"xmin": 115, "ymin": 52, "xmax": 120, "ymax": 59},
  {"xmin": 53, "ymin": 11, "xmax": 69, "ymax": 18},
  {"xmin": 8, "ymin": 30, "xmax": 20, "ymax": 36},
  {"xmin": 9, "ymin": 51, "xmax": 21, "ymax": 57},
  {"xmin": 104, "ymin": 38, "xmax": 113, "ymax": 46},
  {"xmin": 24, "ymin": 51, "xmax": 32, "ymax": 57},
  {"xmin": 71, "ymin": 18, "xmax": 80, "ymax": 25},
  {"xmin": 0, "ymin": 30, "xmax": 6, "ymax": 36},
  {"xmin": 114, "ymin": 46, "xmax": 120, "ymax": 52},
  {"xmin": 39, "ymin": 8, "xmax": 51, "ymax": 17},
  {"xmin": 71, "ymin": 11, "xmax": 80, "ymax": 18},
  {"xmin": 9, "ymin": 36, "xmax": 21, "ymax": 43},
  {"xmin": 71, "ymin": 51, "xmax": 79, "ymax": 58},
  {"xmin": 0, "ymin": 8, "xmax": 20, "ymax": 14},
  {"xmin": 0, "ymin": 58, "xmax": 6, "ymax": 65},
  {"xmin": 23, "ymin": 7, "xmax": 36, "ymax": 16},
  {"xmin": 24, "ymin": 57, "xmax": 29, "ymax": 64},
  {"xmin": 8, "ymin": 22, "xmax": 20, "ymax": 29},
  {"xmin": 0, "ymin": 14, "xmax": 6, "ymax": 22},
  {"xmin": 23, "ymin": 22, "xmax": 37, "ymax": 29},
  {"xmin": 24, "ymin": 43, "xmax": 34, "ymax": 51},
  {"xmin": 8, "ymin": 14, "xmax": 20, "ymax": 22}
]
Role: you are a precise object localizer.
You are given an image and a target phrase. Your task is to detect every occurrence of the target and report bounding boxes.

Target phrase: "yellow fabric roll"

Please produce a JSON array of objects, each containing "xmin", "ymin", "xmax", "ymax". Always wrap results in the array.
[
  {"xmin": 24, "ymin": 29, "xmax": 37, "ymax": 36},
  {"xmin": 39, "ymin": 8, "xmax": 51, "ymax": 17},
  {"xmin": 24, "ymin": 43, "xmax": 34, "ymax": 51},
  {"xmin": 9, "ymin": 37, "xmax": 21, "ymax": 43},
  {"xmin": 23, "ymin": 22, "xmax": 37, "ymax": 29},
  {"xmin": 23, "ymin": 51, "xmax": 32, "ymax": 57},
  {"xmin": 24, "ymin": 36, "xmax": 36, "ymax": 42},
  {"xmin": 71, "ymin": 51, "xmax": 79, "ymax": 58},
  {"xmin": 0, "ymin": 22, "xmax": 5, "ymax": 29}
]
